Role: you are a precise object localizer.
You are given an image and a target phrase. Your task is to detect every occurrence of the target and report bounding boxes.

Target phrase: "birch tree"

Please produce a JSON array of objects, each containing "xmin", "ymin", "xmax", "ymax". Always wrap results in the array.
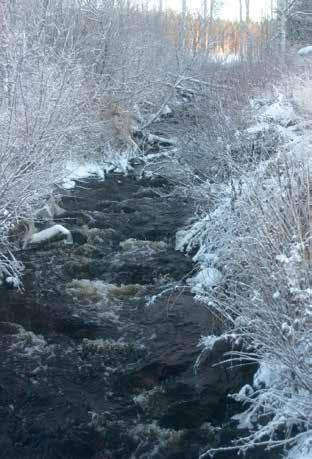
[
  {"xmin": 201, "ymin": 0, "xmax": 222, "ymax": 51},
  {"xmin": 245, "ymin": 0, "xmax": 253, "ymax": 62},
  {"xmin": 238, "ymin": 0, "xmax": 244, "ymax": 60},
  {"xmin": 277, "ymin": 0, "xmax": 288, "ymax": 57},
  {"xmin": 207, "ymin": 0, "xmax": 216, "ymax": 48},
  {"xmin": 202, "ymin": 0, "xmax": 208, "ymax": 49},
  {"xmin": 180, "ymin": 0, "xmax": 187, "ymax": 48}
]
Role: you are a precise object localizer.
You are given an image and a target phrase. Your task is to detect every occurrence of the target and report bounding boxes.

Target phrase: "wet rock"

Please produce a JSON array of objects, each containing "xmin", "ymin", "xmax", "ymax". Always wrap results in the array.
[
  {"xmin": 109, "ymin": 284, "xmax": 144, "ymax": 301},
  {"xmin": 109, "ymin": 238, "xmax": 193, "ymax": 285},
  {"xmin": 66, "ymin": 256, "xmax": 95, "ymax": 278},
  {"xmin": 120, "ymin": 238, "xmax": 168, "ymax": 253},
  {"xmin": 195, "ymin": 336, "xmax": 256, "ymax": 398},
  {"xmin": 71, "ymin": 228, "xmax": 89, "ymax": 245},
  {"xmin": 147, "ymin": 133, "xmax": 177, "ymax": 148},
  {"xmin": 86, "ymin": 227, "xmax": 118, "ymax": 244},
  {"xmin": 133, "ymin": 187, "xmax": 161, "ymax": 199},
  {"xmin": 55, "ymin": 209, "xmax": 95, "ymax": 226},
  {"xmin": 74, "ymin": 242, "xmax": 104, "ymax": 258}
]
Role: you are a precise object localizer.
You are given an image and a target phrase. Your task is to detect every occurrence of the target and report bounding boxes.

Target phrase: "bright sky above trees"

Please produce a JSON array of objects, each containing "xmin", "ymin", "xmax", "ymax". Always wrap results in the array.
[{"xmin": 156, "ymin": 0, "xmax": 272, "ymax": 20}]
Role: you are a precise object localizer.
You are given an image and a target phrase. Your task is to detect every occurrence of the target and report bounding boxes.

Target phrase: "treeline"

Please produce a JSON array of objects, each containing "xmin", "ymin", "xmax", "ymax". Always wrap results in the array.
[{"xmin": 162, "ymin": 11, "xmax": 274, "ymax": 59}]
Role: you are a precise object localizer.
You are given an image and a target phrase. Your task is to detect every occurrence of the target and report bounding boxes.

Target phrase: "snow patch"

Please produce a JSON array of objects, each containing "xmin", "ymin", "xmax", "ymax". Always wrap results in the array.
[
  {"xmin": 102, "ymin": 148, "xmax": 136, "ymax": 174},
  {"xmin": 287, "ymin": 434, "xmax": 312, "ymax": 459},
  {"xmin": 62, "ymin": 160, "xmax": 105, "ymax": 189},
  {"xmin": 147, "ymin": 133, "xmax": 177, "ymax": 146},
  {"xmin": 246, "ymin": 121, "xmax": 270, "ymax": 134},
  {"xmin": 298, "ymin": 46, "xmax": 312, "ymax": 57},
  {"xmin": 188, "ymin": 267, "xmax": 223, "ymax": 293},
  {"xmin": 253, "ymin": 361, "xmax": 282, "ymax": 389},
  {"xmin": 27, "ymin": 224, "xmax": 73, "ymax": 246},
  {"xmin": 262, "ymin": 94, "xmax": 295, "ymax": 126},
  {"xmin": 198, "ymin": 335, "xmax": 220, "ymax": 351},
  {"xmin": 161, "ymin": 105, "xmax": 172, "ymax": 116},
  {"xmin": 5, "ymin": 276, "xmax": 21, "ymax": 289},
  {"xmin": 62, "ymin": 149, "xmax": 137, "ymax": 189}
]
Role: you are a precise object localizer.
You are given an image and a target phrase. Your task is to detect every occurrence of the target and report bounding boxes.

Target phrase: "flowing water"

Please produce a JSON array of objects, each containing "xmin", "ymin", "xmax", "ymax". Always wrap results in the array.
[{"xmin": 0, "ymin": 166, "xmax": 281, "ymax": 458}]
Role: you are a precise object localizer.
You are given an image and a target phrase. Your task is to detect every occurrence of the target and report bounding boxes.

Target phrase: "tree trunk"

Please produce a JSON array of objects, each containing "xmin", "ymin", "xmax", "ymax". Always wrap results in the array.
[
  {"xmin": 202, "ymin": 0, "xmax": 208, "ymax": 50},
  {"xmin": 278, "ymin": 0, "xmax": 288, "ymax": 58},
  {"xmin": 239, "ymin": 0, "xmax": 244, "ymax": 60},
  {"xmin": 181, "ymin": 0, "xmax": 187, "ymax": 48},
  {"xmin": 245, "ymin": 0, "xmax": 253, "ymax": 63},
  {"xmin": 207, "ymin": 0, "xmax": 216, "ymax": 51}
]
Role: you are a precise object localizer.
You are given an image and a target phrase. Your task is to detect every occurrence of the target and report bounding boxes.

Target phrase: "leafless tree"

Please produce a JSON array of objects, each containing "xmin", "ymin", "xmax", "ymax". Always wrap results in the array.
[
  {"xmin": 278, "ymin": 0, "xmax": 288, "ymax": 56},
  {"xmin": 239, "ymin": 0, "xmax": 244, "ymax": 59}
]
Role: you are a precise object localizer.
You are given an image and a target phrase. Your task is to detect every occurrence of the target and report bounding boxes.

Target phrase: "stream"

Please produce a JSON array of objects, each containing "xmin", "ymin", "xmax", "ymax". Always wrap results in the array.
[{"xmin": 0, "ymin": 161, "xmax": 281, "ymax": 457}]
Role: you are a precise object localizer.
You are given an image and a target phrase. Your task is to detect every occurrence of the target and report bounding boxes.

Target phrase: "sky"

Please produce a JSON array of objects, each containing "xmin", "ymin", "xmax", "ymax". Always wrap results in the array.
[{"xmin": 161, "ymin": 0, "xmax": 272, "ymax": 21}]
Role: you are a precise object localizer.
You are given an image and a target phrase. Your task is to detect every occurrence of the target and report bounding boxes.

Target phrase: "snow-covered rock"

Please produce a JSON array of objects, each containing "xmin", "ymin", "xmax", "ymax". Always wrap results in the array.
[
  {"xmin": 5, "ymin": 276, "xmax": 21, "ymax": 289},
  {"xmin": 25, "ymin": 224, "xmax": 73, "ymax": 247},
  {"xmin": 147, "ymin": 133, "xmax": 177, "ymax": 146},
  {"xmin": 298, "ymin": 46, "xmax": 312, "ymax": 57},
  {"xmin": 161, "ymin": 105, "xmax": 173, "ymax": 117}
]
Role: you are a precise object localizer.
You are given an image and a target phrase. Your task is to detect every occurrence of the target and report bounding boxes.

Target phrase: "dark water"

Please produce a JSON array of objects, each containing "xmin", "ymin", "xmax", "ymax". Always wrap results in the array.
[{"xmin": 0, "ymin": 171, "xmax": 281, "ymax": 458}]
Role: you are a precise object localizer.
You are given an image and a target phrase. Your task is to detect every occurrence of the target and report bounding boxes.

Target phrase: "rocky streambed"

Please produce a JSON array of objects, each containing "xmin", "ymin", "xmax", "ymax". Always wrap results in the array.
[{"xmin": 0, "ymin": 168, "xmax": 279, "ymax": 458}]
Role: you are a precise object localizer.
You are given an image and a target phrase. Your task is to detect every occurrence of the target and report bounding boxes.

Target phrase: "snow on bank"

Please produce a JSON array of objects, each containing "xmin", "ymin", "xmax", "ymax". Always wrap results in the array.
[
  {"xmin": 178, "ymin": 78, "xmax": 312, "ymax": 458},
  {"xmin": 62, "ymin": 148, "xmax": 137, "ymax": 189},
  {"xmin": 62, "ymin": 161, "xmax": 106, "ymax": 189},
  {"xmin": 287, "ymin": 435, "xmax": 312, "ymax": 459},
  {"xmin": 177, "ymin": 84, "xmax": 305, "ymax": 300},
  {"xmin": 187, "ymin": 267, "xmax": 222, "ymax": 294},
  {"xmin": 230, "ymin": 358, "xmax": 312, "ymax": 458},
  {"xmin": 250, "ymin": 89, "xmax": 297, "ymax": 135},
  {"xmin": 261, "ymin": 93, "xmax": 295, "ymax": 127}
]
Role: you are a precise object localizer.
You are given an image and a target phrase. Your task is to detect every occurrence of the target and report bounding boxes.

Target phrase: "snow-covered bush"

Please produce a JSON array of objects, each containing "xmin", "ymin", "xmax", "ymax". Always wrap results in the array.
[
  {"xmin": 0, "ymin": 0, "xmax": 89, "ymax": 277},
  {"xmin": 0, "ymin": 0, "xmax": 191, "ymax": 278},
  {"xmin": 161, "ymin": 60, "xmax": 285, "ymax": 197},
  {"xmin": 178, "ymin": 77, "xmax": 312, "ymax": 458}
]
